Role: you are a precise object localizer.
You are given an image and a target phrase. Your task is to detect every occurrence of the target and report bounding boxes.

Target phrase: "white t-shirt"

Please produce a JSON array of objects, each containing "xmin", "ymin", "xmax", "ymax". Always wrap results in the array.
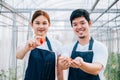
[
  {"xmin": 61, "ymin": 39, "xmax": 108, "ymax": 80},
  {"xmin": 23, "ymin": 37, "xmax": 62, "ymax": 80}
]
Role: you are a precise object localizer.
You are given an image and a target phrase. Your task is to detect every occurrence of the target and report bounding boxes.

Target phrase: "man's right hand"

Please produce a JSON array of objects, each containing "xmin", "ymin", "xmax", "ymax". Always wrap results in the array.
[{"xmin": 58, "ymin": 56, "xmax": 72, "ymax": 70}]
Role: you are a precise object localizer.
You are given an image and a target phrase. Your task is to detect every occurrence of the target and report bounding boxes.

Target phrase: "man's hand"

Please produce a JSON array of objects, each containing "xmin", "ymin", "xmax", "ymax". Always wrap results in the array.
[
  {"xmin": 70, "ymin": 57, "xmax": 83, "ymax": 68},
  {"xmin": 58, "ymin": 56, "xmax": 72, "ymax": 70}
]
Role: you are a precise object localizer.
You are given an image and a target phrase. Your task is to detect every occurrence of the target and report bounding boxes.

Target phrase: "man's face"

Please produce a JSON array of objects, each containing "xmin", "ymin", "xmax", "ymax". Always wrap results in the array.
[{"xmin": 72, "ymin": 16, "xmax": 92, "ymax": 39}]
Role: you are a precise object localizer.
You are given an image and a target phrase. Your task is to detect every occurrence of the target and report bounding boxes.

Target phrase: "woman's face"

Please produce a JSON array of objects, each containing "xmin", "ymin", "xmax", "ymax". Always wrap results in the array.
[{"xmin": 31, "ymin": 15, "xmax": 50, "ymax": 37}]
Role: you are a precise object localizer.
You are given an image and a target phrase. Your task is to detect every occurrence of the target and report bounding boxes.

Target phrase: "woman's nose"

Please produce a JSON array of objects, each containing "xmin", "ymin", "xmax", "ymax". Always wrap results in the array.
[{"xmin": 39, "ymin": 24, "xmax": 44, "ymax": 28}]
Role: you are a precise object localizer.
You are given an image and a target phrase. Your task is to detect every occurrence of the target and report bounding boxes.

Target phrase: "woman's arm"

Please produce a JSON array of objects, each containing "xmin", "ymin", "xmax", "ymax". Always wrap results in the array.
[
  {"xmin": 16, "ymin": 44, "xmax": 30, "ymax": 59},
  {"xmin": 16, "ymin": 38, "xmax": 40, "ymax": 59}
]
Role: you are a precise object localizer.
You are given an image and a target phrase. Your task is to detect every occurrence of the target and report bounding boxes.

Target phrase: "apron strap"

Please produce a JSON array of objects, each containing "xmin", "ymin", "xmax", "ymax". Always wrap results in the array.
[
  {"xmin": 72, "ymin": 37, "xmax": 94, "ymax": 52},
  {"xmin": 72, "ymin": 41, "xmax": 79, "ymax": 53},
  {"xmin": 46, "ymin": 37, "xmax": 53, "ymax": 51},
  {"xmin": 88, "ymin": 37, "xmax": 94, "ymax": 50}
]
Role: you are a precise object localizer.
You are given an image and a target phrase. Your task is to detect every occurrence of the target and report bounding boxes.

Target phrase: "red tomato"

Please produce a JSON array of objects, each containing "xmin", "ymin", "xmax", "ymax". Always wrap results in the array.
[{"xmin": 40, "ymin": 38, "xmax": 43, "ymax": 44}]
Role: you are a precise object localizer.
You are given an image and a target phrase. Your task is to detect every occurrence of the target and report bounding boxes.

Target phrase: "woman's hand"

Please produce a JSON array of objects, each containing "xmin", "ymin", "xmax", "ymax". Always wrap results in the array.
[
  {"xmin": 25, "ymin": 36, "xmax": 44, "ymax": 51},
  {"xmin": 16, "ymin": 36, "xmax": 44, "ymax": 59}
]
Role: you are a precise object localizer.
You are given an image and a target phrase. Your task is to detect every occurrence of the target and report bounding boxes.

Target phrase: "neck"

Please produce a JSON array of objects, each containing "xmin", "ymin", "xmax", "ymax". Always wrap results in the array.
[{"xmin": 78, "ymin": 36, "xmax": 91, "ymax": 46}]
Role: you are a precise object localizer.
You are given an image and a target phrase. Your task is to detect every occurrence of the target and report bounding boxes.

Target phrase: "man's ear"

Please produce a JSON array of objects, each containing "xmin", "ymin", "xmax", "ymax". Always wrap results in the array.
[{"xmin": 89, "ymin": 20, "xmax": 92, "ymax": 27}]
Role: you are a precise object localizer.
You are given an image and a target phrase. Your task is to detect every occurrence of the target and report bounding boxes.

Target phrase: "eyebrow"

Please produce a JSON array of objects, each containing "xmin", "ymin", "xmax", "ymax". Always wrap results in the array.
[
  {"xmin": 34, "ymin": 21, "xmax": 47, "ymax": 22},
  {"xmin": 73, "ymin": 20, "xmax": 85, "ymax": 24},
  {"xmin": 34, "ymin": 21, "xmax": 39, "ymax": 22}
]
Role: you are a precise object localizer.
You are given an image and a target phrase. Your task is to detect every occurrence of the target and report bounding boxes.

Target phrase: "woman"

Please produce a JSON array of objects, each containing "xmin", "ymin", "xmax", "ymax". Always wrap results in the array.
[{"xmin": 16, "ymin": 10, "xmax": 63, "ymax": 80}]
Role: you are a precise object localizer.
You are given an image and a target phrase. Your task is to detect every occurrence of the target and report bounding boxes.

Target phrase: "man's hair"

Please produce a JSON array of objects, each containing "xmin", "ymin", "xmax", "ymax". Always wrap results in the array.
[{"xmin": 70, "ymin": 9, "xmax": 90, "ymax": 25}]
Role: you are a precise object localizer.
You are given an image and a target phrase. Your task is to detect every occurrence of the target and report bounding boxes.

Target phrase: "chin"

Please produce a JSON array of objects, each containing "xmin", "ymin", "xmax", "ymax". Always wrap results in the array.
[{"xmin": 37, "ymin": 34, "xmax": 42, "ymax": 36}]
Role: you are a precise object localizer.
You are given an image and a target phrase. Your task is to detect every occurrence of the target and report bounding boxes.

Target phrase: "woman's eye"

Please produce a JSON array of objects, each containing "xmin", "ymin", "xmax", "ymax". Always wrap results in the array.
[
  {"xmin": 36, "ymin": 22, "xmax": 40, "ymax": 25},
  {"xmin": 43, "ymin": 22, "xmax": 47, "ymax": 25}
]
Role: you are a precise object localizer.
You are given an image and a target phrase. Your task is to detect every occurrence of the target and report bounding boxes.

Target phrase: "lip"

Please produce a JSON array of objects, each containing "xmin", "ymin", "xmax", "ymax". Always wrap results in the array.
[
  {"xmin": 76, "ymin": 28, "xmax": 85, "ymax": 32},
  {"xmin": 38, "ymin": 29, "xmax": 45, "ymax": 32}
]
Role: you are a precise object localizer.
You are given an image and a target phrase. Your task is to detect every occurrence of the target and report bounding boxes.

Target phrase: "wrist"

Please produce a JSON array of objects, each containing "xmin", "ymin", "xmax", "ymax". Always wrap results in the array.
[{"xmin": 24, "ymin": 44, "xmax": 30, "ymax": 53}]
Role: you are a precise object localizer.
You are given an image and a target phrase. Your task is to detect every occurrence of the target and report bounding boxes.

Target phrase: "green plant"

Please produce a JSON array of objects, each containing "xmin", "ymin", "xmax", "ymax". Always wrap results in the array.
[
  {"xmin": 9, "ymin": 68, "xmax": 16, "ymax": 80},
  {"xmin": 0, "ymin": 69, "xmax": 7, "ymax": 80},
  {"xmin": 0, "ymin": 68, "xmax": 16, "ymax": 80},
  {"xmin": 104, "ymin": 52, "xmax": 120, "ymax": 80}
]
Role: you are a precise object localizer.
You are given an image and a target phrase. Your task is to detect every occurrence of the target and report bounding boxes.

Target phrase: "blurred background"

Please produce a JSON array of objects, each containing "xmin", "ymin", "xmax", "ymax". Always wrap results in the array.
[{"xmin": 0, "ymin": 0, "xmax": 120, "ymax": 80}]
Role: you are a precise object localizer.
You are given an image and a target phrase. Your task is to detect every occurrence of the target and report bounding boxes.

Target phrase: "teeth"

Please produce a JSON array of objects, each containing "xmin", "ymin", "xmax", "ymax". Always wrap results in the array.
[{"xmin": 76, "ymin": 28, "xmax": 85, "ymax": 32}]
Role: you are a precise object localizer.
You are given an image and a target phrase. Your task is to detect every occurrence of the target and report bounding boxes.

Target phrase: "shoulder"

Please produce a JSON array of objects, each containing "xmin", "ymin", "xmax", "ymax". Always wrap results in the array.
[
  {"xmin": 48, "ymin": 37, "xmax": 62, "ymax": 47},
  {"xmin": 93, "ymin": 39, "xmax": 108, "ymax": 57},
  {"xmin": 47, "ymin": 37, "xmax": 63, "ymax": 54},
  {"xmin": 63, "ymin": 41, "xmax": 76, "ymax": 50},
  {"xmin": 93, "ymin": 39, "xmax": 107, "ymax": 50},
  {"xmin": 61, "ymin": 41, "xmax": 76, "ymax": 57}
]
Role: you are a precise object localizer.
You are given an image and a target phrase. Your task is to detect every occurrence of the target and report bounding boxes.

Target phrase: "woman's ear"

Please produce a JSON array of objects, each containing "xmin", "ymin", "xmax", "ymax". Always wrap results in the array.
[
  {"xmin": 30, "ymin": 22, "xmax": 33, "ymax": 28},
  {"xmin": 48, "ymin": 23, "xmax": 51, "ymax": 27}
]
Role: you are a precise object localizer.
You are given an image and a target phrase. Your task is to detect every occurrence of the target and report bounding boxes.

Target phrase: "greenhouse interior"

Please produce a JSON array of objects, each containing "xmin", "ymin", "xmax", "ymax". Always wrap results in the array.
[{"xmin": 0, "ymin": 0, "xmax": 120, "ymax": 80}]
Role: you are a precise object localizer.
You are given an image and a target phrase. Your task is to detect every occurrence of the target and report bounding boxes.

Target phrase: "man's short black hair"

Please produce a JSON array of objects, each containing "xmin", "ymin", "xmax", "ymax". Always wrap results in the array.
[{"xmin": 70, "ymin": 9, "xmax": 90, "ymax": 25}]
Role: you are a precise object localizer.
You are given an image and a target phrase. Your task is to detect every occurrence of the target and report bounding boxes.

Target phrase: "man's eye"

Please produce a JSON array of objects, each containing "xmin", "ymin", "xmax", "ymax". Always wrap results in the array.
[
  {"xmin": 73, "ymin": 24, "xmax": 77, "ymax": 27},
  {"xmin": 81, "ymin": 23, "xmax": 84, "ymax": 24},
  {"xmin": 81, "ymin": 22, "xmax": 86, "ymax": 25}
]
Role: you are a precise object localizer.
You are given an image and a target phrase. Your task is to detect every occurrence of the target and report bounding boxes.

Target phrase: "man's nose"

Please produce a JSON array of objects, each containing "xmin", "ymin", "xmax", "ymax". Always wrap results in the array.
[{"xmin": 77, "ymin": 24, "xmax": 82, "ymax": 28}]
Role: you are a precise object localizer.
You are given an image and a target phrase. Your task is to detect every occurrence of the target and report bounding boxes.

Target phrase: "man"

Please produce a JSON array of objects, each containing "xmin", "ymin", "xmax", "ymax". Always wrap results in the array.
[{"xmin": 59, "ymin": 9, "xmax": 108, "ymax": 80}]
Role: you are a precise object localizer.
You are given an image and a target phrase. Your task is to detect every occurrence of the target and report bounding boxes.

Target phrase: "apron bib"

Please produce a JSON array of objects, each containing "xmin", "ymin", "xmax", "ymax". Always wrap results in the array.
[
  {"xmin": 68, "ymin": 38, "xmax": 100, "ymax": 80},
  {"xmin": 24, "ymin": 37, "xmax": 55, "ymax": 80}
]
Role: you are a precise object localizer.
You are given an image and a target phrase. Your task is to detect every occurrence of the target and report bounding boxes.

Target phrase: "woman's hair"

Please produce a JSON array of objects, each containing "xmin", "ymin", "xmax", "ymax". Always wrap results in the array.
[{"xmin": 31, "ymin": 10, "xmax": 50, "ymax": 24}]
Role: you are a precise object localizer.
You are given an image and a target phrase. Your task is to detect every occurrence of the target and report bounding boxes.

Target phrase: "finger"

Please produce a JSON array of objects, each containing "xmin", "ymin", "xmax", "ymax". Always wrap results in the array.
[
  {"xmin": 61, "ymin": 59, "xmax": 68, "ymax": 65},
  {"xmin": 58, "ymin": 56, "xmax": 65, "ymax": 63},
  {"xmin": 66, "ymin": 58, "xmax": 72, "ymax": 62},
  {"xmin": 35, "ymin": 36, "xmax": 44, "ymax": 45},
  {"xmin": 29, "ymin": 40, "xmax": 37, "ymax": 48},
  {"xmin": 71, "ymin": 60, "xmax": 81, "ymax": 68},
  {"xmin": 58, "ymin": 54, "xmax": 61, "ymax": 57},
  {"xmin": 70, "ymin": 62, "xmax": 78, "ymax": 68},
  {"xmin": 59, "ymin": 58, "xmax": 69, "ymax": 67},
  {"xmin": 35, "ymin": 36, "xmax": 42, "ymax": 40},
  {"xmin": 35, "ymin": 39, "xmax": 40, "ymax": 46},
  {"xmin": 59, "ymin": 56, "xmax": 67, "ymax": 61},
  {"xmin": 29, "ymin": 41, "xmax": 34, "ymax": 47}
]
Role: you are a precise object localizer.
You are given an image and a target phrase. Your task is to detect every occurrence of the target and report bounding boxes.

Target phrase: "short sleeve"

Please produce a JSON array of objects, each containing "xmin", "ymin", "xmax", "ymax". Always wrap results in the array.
[
  {"xmin": 92, "ymin": 41, "xmax": 108, "ymax": 68},
  {"xmin": 61, "ymin": 44, "xmax": 74, "ymax": 58},
  {"xmin": 49, "ymin": 38, "xmax": 63, "ymax": 56}
]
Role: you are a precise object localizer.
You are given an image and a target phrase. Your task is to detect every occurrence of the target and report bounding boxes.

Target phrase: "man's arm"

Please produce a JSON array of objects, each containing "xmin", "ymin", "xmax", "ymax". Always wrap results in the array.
[{"xmin": 70, "ymin": 57, "xmax": 103, "ymax": 75}]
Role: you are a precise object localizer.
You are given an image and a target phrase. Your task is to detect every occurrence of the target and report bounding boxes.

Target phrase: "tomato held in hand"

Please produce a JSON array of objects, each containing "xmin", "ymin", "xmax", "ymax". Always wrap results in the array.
[{"xmin": 40, "ymin": 38, "xmax": 43, "ymax": 44}]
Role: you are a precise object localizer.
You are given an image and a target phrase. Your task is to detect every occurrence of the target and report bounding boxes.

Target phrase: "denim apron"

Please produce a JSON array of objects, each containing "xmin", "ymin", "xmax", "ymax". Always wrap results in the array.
[
  {"xmin": 68, "ymin": 38, "xmax": 100, "ymax": 80},
  {"xmin": 24, "ymin": 37, "xmax": 55, "ymax": 80}
]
